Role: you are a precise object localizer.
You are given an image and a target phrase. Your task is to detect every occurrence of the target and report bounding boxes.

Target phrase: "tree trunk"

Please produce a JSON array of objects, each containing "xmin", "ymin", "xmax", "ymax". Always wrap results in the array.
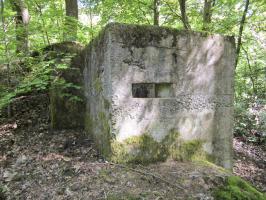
[
  {"xmin": 242, "ymin": 47, "xmax": 257, "ymax": 95},
  {"xmin": 11, "ymin": 0, "xmax": 30, "ymax": 55},
  {"xmin": 202, "ymin": 0, "xmax": 213, "ymax": 31},
  {"xmin": 34, "ymin": 1, "xmax": 50, "ymax": 45},
  {"xmin": 235, "ymin": 0, "xmax": 250, "ymax": 68},
  {"xmin": 153, "ymin": 0, "xmax": 159, "ymax": 26},
  {"xmin": 178, "ymin": 0, "xmax": 190, "ymax": 30},
  {"xmin": 64, "ymin": 0, "xmax": 78, "ymax": 41}
]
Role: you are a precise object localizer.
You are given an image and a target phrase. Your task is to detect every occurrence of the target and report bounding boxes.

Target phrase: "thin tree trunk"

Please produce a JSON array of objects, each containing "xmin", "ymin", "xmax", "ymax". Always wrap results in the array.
[
  {"xmin": 34, "ymin": 1, "xmax": 50, "ymax": 45},
  {"xmin": 235, "ymin": 0, "xmax": 250, "ymax": 68},
  {"xmin": 52, "ymin": 1, "xmax": 62, "ymax": 41},
  {"xmin": 88, "ymin": 0, "xmax": 94, "ymax": 39},
  {"xmin": 153, "ymin": 0, "xmax": 159, "ymax": 26},
  {"xmin": 202, "ymin": 0, "xmax": 213, "ymax": 31},
  {"xmin": 136, "ymin": 0, "xmax": 151, "ymax": 24},
  {"xmin": 242, "ymin": 47, "xmax": 257, "ymax": 95},
  {"xmin": 11, "ymin": 0, "xmax": 30, "ymax": 55},
  {"xmin": 178, "ymin": 0, "xmax": 190, "ymax": 30},
  {"xmin": 64, "ymin": 0, "xmax": 78, "ymax": 41},
  {"xmin": 1, "ymin": 0, "xmax": 11, "ymax": 118},
  {"xmin": 165, "ymin": 1, "xmax": 182, "ymax": 22}
]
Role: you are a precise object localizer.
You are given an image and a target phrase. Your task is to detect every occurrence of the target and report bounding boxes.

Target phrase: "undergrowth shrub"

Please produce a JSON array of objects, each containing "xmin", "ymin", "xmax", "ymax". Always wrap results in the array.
[
  {"xmin": 0, "ymin": 53, "xmax": 77, "ymax": 110},
  {"xmin": 234, "ymin": 98, "xmax": 266, "ymax": 144}
]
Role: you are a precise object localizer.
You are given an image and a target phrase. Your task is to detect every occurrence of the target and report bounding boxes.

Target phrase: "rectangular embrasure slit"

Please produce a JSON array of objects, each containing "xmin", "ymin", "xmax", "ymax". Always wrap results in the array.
[
  {"xmin": 132, "ymin": 83, "xmax": 155, "ymax": 98},
  {"xmin": 132, "ymin": 83, "xmax": 173, "ymax": 98}
]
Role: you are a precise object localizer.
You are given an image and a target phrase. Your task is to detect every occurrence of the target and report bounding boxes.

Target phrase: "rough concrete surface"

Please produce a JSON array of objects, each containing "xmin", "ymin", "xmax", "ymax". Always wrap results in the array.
[{"xmin": 83, "ymin": 23, "xmax": 236, "ymax": 169}]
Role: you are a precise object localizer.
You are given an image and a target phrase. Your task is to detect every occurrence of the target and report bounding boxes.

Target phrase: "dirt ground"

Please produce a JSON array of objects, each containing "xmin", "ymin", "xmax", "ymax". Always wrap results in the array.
[{"xmin": 0, "ymin": 94, "xmax": 265, "ymax": 200}]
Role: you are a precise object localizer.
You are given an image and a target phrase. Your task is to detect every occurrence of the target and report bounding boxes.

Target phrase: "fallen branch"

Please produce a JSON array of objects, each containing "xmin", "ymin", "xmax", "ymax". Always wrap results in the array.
[{"xmin": 109, "ymin": 162, "xmax": 185, "ymax": 190}]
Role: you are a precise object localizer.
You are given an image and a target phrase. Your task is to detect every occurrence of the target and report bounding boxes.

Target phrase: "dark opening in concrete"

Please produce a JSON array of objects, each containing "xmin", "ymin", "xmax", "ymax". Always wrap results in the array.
[
  {"xmin": 132, "ymin": 83, "xmax": 173, "ymax": 98},
  {"xmin": 132, "ymin": 83, "xmax": 155, "ymax": 98}
]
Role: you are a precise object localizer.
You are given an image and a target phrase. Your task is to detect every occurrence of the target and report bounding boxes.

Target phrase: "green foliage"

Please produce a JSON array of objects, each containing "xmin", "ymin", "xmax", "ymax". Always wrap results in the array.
[
  {"xmin": 0, "ymin": 57, "xmax": 53, "ymax": 109},
  {"xmin": 234, "ymin": 98, "xmax": 266, "ymax": 143},
  {"xmin": 0, "ymin": 52, "xmax": 81, "ymax": 110},
  {"xmin": 52, "ymin": 77, "xmax": 83, "ymax": 102},
  {"xmin": 213, "ymin": 176, "xmax": 266, "ymax": 200},
  {"xmin": 0, "ymin": 185, "xmax": 6, "ymax": 200}
]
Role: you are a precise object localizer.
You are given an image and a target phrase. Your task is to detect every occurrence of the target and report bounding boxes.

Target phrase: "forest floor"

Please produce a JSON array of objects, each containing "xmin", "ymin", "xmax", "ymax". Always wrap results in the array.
[{"xmin": 0, "ymin": 94, "xmax": 265, "ymax": 200}]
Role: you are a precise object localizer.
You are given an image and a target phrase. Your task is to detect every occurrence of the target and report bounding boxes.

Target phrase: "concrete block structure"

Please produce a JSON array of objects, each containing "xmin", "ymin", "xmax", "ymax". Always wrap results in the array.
[{"xmin": 83, "ymin": 23, "xmax": 236, "ymax": 169}]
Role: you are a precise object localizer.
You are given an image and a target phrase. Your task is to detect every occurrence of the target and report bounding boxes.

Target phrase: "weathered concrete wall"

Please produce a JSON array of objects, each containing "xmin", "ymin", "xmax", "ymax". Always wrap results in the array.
[
  {"xmin": 83, "ymin": 23, "xmax": 236, "ymax": 169},
  {"xmin": 49, "ymin": 42, "xmax": 85, "ymax": 129},
  {"xmin": 83, "ymin": 29, "xmax": 113, "ymax": 156}
]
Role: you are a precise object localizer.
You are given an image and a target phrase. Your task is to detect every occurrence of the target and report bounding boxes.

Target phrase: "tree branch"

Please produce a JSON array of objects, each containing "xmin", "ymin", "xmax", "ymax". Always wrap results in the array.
[
  {"xmin": 202, "ymin": 0, "xmax": 213, "ymax": 31},
  {"xmin": 164, "ymin": 1, "xmax": 182, "ymax": 21},
  {"xmin": 110, "ymin": 162, "xmax": 185, "ymax": 190},
  {"xmin": 178, "ymin": 0, "xmax": 191, "ymax": 30},
  {"xmin": 242, "ymin": 46, "xmax": 257, "ymax": 95},
  {"xmin": 235, "ymin": 0, "xmax": 250, "ymax": 68}
]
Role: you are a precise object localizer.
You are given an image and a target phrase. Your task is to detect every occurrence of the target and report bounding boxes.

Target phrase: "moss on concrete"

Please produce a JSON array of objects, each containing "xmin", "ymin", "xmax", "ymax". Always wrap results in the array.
[
  {"xmin": 162, "ymin": 129, "xmax": 206, "ymax": 161},
  {"xmin": 85, "ymin": 111, "xmax": 112, "ymax": 159},
  {"xmin": 213, "ymin": 176, "xmax": 266, "ymax": 200},
  {"xmin": 172, "ymin": 140, "xmax": 204, "ymax": 161},
  {"xmin": 162, "ymin": 129, "xmax": 180, "ymax": 146},
  {"xmin": 89, "ymin": 124, "xmax": 213, "ymax": 165},
  {"xmin": 105, "ymin": 23, "xmax": 235, "ymax": 49},
  {"xmin": 98, "ymin": 112, "xmax": 112, "ymax": 158},
  {"xmin": 111, "ymin": 134, "xmax": 167, "ymax": 164},
  {"xmin": 84, "ymin": 112, "xmax": 94, "ymax": 135},
  {"xmin": 109, "ymin": 129, "xmax": 212, "ymax": 165},
  {"xmin": 93, "ymin": 78, "xmax": 103, "ymax": 93},
  {"xmin": 125, "ymin": 134, "xmax": 168, "ymax": 164},
  {"xmin": 104, "ymin": 98, "xmax": 110, "ymax": 110}
]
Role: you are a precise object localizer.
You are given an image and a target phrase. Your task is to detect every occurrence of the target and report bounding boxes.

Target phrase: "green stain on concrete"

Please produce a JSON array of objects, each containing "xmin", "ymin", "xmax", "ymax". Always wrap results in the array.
[
  {"xmin": 104, "ymin": 98, "xmax": 110, "ymax": 110},
  {"xmin": 109, "ymin": 130, "xmax": 210, "ymax": 164},
  {"xmin": 94, "ymin": 78, "xmax": 103, "ymax": 93},
  {"xmin": 115, "ymin": 133, "xmax": 168, "ymax": 164},
  {"xmin": 86, "ymin": 118, "xmax": 213, "ymax": 165},
  {"xmin": 172, "ymin": 140, "xmax": 204, "ymax": 161},
  {"xmin": 98, "ymin": 112, "xmax": 112, "ymax": 158},
  {"xmin": 84, "ymin": 112, "xmax": 94, "ymax": 135},
  {"xmin": 85, "ymin": 111, "xmax": 112, "ymax": 159}
]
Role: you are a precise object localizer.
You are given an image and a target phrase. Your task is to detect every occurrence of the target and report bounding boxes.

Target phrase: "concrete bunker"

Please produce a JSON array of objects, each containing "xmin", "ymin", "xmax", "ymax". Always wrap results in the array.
[{"xmin": 67, "ymin": 23, "xmax": 236, "ymax": 169}]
